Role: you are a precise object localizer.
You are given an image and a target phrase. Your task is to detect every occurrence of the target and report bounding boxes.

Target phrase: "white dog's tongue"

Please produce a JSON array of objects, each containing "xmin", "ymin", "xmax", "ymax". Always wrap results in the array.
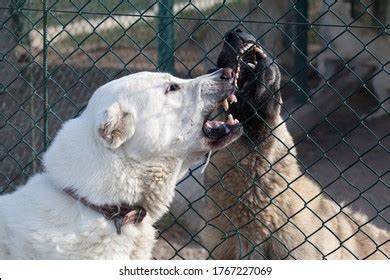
[
  {"xmin": 203, "ymin": 114, "xmax": 240, "ymax": 140},
  {"xmin": 205, "ymin": 114, "xmax": 239, "ymax": 128}
]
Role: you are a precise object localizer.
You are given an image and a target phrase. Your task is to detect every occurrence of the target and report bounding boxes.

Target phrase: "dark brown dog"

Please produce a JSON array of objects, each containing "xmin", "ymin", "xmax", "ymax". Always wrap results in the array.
[{"xmin": 200, "ymin": 29, "xmax": 389, "ymax": 260}]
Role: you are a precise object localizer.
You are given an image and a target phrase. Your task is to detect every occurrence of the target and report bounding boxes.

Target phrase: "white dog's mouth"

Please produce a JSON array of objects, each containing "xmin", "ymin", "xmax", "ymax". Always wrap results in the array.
[
  {"xmin": 203, "ymin": 95, "xmax": 239, "ymax": 138},
  {"xmin": 203, "ymin": 93, "xmax": 242, "ymax": 145}
]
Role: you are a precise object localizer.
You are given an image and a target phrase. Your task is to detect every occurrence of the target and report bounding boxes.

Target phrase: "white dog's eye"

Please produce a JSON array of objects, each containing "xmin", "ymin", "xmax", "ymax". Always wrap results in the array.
[{"xmin": 166, "ymin": 83, "xmax": 180, "ymax": 93}]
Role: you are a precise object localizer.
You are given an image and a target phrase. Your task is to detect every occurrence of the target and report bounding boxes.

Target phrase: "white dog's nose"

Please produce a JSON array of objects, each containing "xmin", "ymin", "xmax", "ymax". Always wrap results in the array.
[{"xmin": 220, "ymin": 67, "xmax": 234, "ymax": 80}]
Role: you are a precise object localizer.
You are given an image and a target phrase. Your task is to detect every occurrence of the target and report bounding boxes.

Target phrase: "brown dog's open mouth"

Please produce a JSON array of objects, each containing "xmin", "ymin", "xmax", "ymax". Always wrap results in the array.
[
  {"xmin": 235, "ymin": 44, "xmax": 267, "ymax": 90},
  {"xmin": 202, "ymin": 41, "xmax": 267, "ymax": 143}
]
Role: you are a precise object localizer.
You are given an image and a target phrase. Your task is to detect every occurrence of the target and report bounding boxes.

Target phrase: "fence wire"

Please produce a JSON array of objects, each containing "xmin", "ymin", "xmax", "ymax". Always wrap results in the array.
[{"xmin": 0, "ymin": 0, "xmax": 389, "ymax": 259}]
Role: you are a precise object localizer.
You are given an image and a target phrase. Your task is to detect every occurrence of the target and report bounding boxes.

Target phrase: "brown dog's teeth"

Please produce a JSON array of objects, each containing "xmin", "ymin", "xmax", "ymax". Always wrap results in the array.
[
  {"xmin": 253, "ymin": 46, "xmax": 262, "ymax": 54},
  {"xmin": 239, "ymin": 43, "xmax": 255, "ymax": 55},
  {"xmin": 234, "ymin": 65, "xmax": 240, "ymax": 87},
  {"xmin": 244, "ymin": 43, "xmax": 254, "ymax": 52},
  {"xmin": 253, "ymin": 46, "xmax": 267, "ymax": 58}
]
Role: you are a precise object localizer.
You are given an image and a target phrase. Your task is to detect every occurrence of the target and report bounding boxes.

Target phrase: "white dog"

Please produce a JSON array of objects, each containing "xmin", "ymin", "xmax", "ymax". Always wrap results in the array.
[{"xmin": 0, "ymin": 69, "xmax": 242, "ymax": 259}]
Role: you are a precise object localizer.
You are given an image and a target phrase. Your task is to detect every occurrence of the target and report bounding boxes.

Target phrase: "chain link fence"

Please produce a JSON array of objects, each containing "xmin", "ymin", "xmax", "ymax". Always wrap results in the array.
[{"xmin": 0, "ymin": 0, "xmax": 389, "ymax": 259}]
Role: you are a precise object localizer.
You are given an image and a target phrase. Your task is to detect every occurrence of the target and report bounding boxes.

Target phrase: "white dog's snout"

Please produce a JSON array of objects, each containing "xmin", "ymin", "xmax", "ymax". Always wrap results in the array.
[{"xmin": 220, "ymin": 67, "xmax": 235, "ymax": 80}]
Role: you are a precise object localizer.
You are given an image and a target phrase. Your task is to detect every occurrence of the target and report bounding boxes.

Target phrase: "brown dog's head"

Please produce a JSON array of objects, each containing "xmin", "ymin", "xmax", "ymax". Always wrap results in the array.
[{"xmin": 215, "ymin": 28, "xmax": 281, "ymax": 142}]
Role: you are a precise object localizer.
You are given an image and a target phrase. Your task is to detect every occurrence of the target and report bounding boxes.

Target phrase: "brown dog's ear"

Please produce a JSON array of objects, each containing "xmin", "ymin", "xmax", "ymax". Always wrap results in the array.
[{"xmin": 97, "ymin": 102, "xmax": 135, "ymax": 149}]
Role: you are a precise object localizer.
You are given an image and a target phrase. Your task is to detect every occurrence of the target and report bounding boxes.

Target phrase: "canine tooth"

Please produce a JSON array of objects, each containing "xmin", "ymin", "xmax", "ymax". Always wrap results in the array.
[
  {"xmin": 227, "ymin": 114, "xmax": 234, "ymax": 123},
  {"xmin": 228, "ymin": 95, "xmax": 237, "ymax": 104},
  {"xmin": 254, "ymin": 46, "xmax": 267, "ymax": 58},
  {"xmin": 222, "ymin": 99, "xmax": 229, "ymax": 111},
  {"xmin": 243, "ymin": 43, "xmax": 254, "ymax": 52},
  {"xmin": 253, "ymin": 46, "xmax": 262, "ymax": 53},
  {"xmin": 248, "ymin": 63, "xmax": 256, "ymax": 69},
  {"xmin": 234, "ymin": 61, "xmax": 240, "ymax": 88}
]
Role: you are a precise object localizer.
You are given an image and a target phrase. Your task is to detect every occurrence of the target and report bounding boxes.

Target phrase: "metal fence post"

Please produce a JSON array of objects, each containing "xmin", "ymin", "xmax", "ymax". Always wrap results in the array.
[
  {"xmin": 42, "ymin": 0, "xmax": 49, "ymax": 149},
  {"xmin": 294, "ymin": 0, "xmax": 308, "ymax": 102},
  {"xmin": 157, "ymin": 0, "xmax": 175, "ymax": 74}
]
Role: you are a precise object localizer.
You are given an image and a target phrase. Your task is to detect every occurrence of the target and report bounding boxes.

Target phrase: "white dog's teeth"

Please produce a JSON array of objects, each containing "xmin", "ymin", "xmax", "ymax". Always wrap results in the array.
[
  {"xmin": 227, "ymin": 114, "xmax": 239, "ymax": 125},
  {"xmin": 229, "ymin": 95, "xmax": 237, "ymax": 104},
  {"xmin": 248, "ymin": 63, "xmax": 256, "ymax": 69},
  {"xmin": 227, "ymin": 114, "xmax": 234, "ymax": 124},
  {"xmin": 222, "ymin": 99, "xmax": 229, "ymax": 111}
]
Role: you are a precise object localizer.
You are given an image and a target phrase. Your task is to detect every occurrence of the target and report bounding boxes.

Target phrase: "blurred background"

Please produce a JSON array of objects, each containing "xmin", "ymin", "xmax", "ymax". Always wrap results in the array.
[{"xmin": 0, "ymin": 0, "xmax": 389, "ymax": 259}]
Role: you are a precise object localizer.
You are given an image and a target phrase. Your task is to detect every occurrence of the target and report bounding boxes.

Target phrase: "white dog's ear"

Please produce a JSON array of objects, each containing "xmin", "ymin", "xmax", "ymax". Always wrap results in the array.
[{"xmin": 97, "ymin": 102, "xmax": 135, "ymax": 149}]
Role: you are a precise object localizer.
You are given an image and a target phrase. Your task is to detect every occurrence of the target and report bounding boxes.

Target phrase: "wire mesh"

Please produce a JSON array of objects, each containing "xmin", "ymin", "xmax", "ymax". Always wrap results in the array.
[{"xmin": 0, "ymin": 0, "xmax": 388, "ymax": 259}]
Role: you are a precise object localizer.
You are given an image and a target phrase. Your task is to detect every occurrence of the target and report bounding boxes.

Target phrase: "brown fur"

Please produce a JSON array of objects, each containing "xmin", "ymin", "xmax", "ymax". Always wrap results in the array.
[
  {"xmin": 200, "ymin": 29, "xmax": 389, "ymax": 259},
  {"xmin": 201, "ymin": 115, "xmax": 389, "ymax": 259}
]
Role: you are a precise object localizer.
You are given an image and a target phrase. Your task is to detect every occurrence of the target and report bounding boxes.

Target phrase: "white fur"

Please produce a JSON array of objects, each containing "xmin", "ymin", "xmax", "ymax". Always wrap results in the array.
[{"xmin": 0, "ymin": 70, "xmax": 235, "ymax": 259}]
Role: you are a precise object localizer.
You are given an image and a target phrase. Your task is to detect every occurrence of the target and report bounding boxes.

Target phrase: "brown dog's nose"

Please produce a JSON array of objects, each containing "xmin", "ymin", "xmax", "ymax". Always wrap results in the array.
[{"xmin": 220, "ymin": 67, "xmax": 234, "ymax": 80}]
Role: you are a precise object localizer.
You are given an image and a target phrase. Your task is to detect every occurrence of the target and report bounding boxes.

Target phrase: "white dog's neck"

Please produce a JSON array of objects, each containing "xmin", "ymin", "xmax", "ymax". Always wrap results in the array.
[{"xmin": 43, "ymin": 118, "xmax": 187, "ymax": 222}]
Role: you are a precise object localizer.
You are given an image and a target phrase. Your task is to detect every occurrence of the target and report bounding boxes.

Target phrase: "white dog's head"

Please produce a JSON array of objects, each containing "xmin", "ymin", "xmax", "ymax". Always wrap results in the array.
[
  {"xmin": 42, "ymin": 69, "xmax": 242, "ymax": 215},
  {"xmin": 82, "ymin": 69, "xmax": 242, "ymax": 161}
]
